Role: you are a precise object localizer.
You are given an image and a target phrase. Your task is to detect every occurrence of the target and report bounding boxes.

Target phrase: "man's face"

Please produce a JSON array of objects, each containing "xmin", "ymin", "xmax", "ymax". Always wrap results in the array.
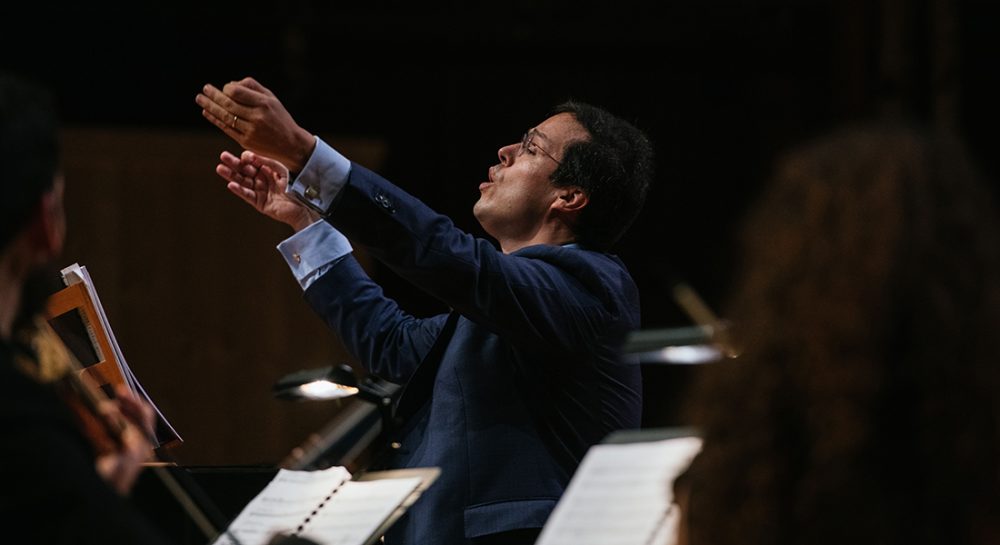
[{"xmin": 473, "ymin": 112, "xmax": 588, "ymax": 249}]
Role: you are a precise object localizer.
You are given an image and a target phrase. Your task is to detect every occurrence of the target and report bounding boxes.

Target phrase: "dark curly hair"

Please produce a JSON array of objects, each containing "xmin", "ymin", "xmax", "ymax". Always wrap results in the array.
[
  {"xmin": 680, "ymin": 122, "xmax": 1000, "ymax": 545},
  {"xmin": 548, "ymin": 101, "xmax": 654, "ymax": 251}
]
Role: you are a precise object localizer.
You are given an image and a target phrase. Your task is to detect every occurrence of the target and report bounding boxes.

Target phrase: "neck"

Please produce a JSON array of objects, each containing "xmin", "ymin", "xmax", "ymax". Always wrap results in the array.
[{"xmin": 498, "ymin": 222, "xmax": 576, "ymax": 254}]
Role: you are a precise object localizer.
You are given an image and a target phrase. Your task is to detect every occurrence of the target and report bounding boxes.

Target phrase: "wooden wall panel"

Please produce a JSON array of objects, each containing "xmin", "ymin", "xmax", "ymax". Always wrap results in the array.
[{"xmin": 59, "ymin": 128, "xmax": 385, "ymax": 466}]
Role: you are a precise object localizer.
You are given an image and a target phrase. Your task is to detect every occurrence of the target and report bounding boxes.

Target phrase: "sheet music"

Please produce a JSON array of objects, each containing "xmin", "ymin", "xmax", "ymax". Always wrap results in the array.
[
  {"xmin": 213, "ymin": 466, "xmax": 352, "ymax": 545},
  {"xmin": 298, "ymin": 477, "xmax": 423, "ymax": 545},
  {"xmin": 213, "ymin": 467, "xmax": 424, "ymax": 545},
  {"xmin": 61, "ymin": 264, "xmax": 128, "ymax": 381},
  {"xmin": 60, "ymin": 263, "xmax": 182, "ymax": 445},
  {"xmin": 535, "ymin": 436, "xmax": 702, "ymax": 545}
]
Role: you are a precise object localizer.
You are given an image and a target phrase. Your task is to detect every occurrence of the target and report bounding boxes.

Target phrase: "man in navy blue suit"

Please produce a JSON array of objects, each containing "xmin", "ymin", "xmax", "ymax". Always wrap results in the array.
[{"xmin": 197, "ymin": 78, "xmax": 654, "ymax": 545}]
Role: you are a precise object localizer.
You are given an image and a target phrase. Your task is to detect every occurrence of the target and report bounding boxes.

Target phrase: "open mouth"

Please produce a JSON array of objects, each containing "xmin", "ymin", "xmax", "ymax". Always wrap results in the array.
[{"xmin": 480, "ymin": 168, "xmax": 496, "ymax": 191}]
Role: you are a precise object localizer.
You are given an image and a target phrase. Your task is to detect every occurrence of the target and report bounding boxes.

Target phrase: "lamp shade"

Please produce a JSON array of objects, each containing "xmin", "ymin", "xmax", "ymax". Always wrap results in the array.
[{"xmin": 272, "ymin": 364, "xmax": 361, "ymax": 401}]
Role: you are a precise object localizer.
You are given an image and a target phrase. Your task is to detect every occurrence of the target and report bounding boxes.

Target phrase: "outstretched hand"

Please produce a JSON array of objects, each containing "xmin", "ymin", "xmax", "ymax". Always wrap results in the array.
[
  {"xmin": 196, "ymin": 77, "xmax": 316, "ymax": 173},
  {"xmin": 217, "ymin": 150, "xmax": 319, "ymax": 231}
]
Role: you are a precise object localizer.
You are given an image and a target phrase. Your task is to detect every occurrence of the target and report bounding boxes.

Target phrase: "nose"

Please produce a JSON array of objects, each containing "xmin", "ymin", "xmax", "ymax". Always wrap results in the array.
[{"xmin": 498, "ymin": 142, "xmax": 518, "ymax": 166}]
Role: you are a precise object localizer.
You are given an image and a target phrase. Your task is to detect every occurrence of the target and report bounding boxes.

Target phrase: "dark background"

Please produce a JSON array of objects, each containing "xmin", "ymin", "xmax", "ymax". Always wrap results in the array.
[
  {"xmin": 6, "ymin": 1, "xmax": 999, "ymax": 324},
  {"xmin": 3, "ymin": 1, "xmax": 999, "ymax": 461}
]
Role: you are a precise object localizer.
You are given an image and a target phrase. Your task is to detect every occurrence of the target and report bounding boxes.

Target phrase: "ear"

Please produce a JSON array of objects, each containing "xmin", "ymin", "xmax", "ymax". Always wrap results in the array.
[{"xmin": 551, "ymin": 186, "xmax": 589, "ymax": 214}]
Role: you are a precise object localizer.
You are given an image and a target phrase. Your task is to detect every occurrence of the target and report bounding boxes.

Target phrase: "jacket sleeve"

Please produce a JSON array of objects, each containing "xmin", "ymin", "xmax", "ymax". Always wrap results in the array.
[
  {"xmin": 323, "ymin": 164, "xmax": 640, "ymax": 354},
  {"xmin": 304, "ymin": 252, "xmax": 450, "ymax": 382}
]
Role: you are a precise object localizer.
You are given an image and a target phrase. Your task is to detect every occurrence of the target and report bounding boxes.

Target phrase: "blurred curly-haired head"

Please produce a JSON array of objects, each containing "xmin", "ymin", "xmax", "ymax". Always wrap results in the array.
[{"xmin": 681, "ymin": 122, "xmax": 1000, "ymax": 545}]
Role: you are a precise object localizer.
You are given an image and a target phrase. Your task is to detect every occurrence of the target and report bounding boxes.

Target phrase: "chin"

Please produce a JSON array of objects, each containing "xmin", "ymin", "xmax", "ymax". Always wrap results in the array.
[
  {"xmin": 472, "ymin": 206, "xmax": 496, "ymax": 238},
  {"xmin": 472, "ymin": 200, "xmax": 486, "ymax": 222}
]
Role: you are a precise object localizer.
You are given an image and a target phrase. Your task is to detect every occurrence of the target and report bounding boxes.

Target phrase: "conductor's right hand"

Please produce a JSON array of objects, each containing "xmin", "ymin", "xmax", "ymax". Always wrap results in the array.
[
  {"xmin": 216, "ymin": 150, "xmax": 319, "ymax": 232},
  {"xmin": 196, "ymin": 77, "xmax": 316, "ymax": 173}
]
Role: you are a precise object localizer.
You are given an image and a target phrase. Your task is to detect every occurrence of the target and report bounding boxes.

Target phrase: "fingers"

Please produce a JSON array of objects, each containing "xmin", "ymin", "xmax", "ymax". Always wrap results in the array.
[
  {"xmin": 217, "ymin": 152, "xmax": 264, "ymax": 208},
  {"xmin": 200, "ymin": 106, "xmax": 243, "ymax": 138},
  {"xmin": 95, "ymin": 422, "xmax": 154, "ymax": 495},
  {"xmin": 217, "ymin": 158, "xmax": 255, "ymax": 194},
  {"xmin": 195, "ymin": 84, "xmax": 249, "ymax": 134},
  {"xmin": 235, "ymin": 76, "xmax": 274, "ymax": 97},
  {"xmin": 241, "ymin": 150, "xmax": 290, "ymax": 177},
  {"xmin": 224, "ymin": 79, "xmax": 270, "ymax": 105},
  {"xmin": 109, "ymin": 385, "xmax": 154, "ymax": 442},
  {"xmin": 113, "ymin": 385, "xmax": 155, "ymax": 439},
  {"xmin": 226, "ymin": 180, "xmax": 259, "ymax": 208},
  {"xmin": 196, "ymin": 84, "xmax": 239, "ymax": 117},
  {"xmin": 219, "ymin": 151, "xmax": 267, "ymax": 195},
  {"xmin": 220, "ymin": 151, "xmax": 259, "ymax": 179},
  {"xmin": 217, "ymin": 164, "xmax": 258, "ymax": 201},
  {"xmin": 215, "ymin": 150, "xmax": 291, "ymax": 216}
]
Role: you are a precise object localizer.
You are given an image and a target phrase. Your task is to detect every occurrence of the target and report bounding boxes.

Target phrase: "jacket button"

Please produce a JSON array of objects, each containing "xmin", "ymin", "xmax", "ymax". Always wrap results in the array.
[{"xmin": 375, "ymin": 193, "xmax": 395, "ymax": 213}]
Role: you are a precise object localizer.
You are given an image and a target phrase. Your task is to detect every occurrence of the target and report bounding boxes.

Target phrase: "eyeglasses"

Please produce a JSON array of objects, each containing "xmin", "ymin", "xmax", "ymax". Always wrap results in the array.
[{"xmin": 518, "ymin": 130, "xmax": 562, "ymax": 165}]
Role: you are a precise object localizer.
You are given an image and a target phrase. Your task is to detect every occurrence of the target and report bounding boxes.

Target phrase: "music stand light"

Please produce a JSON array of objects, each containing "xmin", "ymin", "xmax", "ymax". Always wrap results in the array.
[
  {"xmin": 273, "ymin": 365, "xmax": 402, "ymax": 471},
  {"xmin": 620, "ymin": 325, "xmax": 728, "ymax": 365},
  {"xmin": 273, "ymin": 364, "xmax": 399, "ymax": 407},
  {"xmin": 273, "ymin": 364, "xmax": 362, "ymax": 401}
]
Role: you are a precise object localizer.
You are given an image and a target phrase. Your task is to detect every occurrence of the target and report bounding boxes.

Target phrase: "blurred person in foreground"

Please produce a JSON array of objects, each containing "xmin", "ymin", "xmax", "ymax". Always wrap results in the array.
[
  {"xmin": 678, "ymin": 122, "xmax": 1000, "ymax": 545},
  {"xmin": 0, "ymin": 72, "xmax": 172, "ymax": 543}
]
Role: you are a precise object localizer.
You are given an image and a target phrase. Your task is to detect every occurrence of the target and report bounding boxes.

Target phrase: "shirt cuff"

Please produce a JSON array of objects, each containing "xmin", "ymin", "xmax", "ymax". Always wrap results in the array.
[
  {"xmin": 287, "ymin": 137, "xmax": 351, "ymax": 214},
  {"xmin": 277, "ymin": 220, "xmax": 353, "ymax": 290}
]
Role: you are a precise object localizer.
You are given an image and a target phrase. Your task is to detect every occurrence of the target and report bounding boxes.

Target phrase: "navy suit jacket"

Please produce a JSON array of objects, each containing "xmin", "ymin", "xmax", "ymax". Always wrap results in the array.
[{"xmin": 303, "ymin": 164, "xmax": 643, "ymax": 544}]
